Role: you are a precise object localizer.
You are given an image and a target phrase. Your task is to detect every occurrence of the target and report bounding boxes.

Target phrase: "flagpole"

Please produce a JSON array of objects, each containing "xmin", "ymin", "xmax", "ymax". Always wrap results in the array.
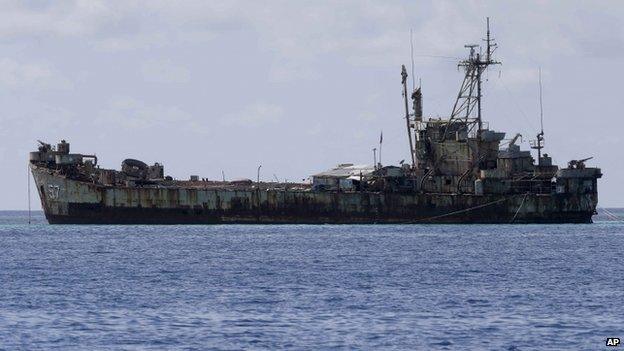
[{"xmin": 379, "ymin": 131, "xmax": 383, "ymax": 168}]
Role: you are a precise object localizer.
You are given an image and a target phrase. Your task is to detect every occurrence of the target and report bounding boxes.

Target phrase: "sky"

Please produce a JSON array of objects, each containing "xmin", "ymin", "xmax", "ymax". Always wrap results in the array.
[{"xmin": 1, "ymin": 0, "xmax": 623, "ymax": 209}]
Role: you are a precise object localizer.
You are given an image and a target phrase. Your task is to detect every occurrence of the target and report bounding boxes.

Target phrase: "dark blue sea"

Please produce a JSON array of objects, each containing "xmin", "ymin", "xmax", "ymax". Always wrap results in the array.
[{"xmin": 1, "ymin": 210, "xmax": 623, "ymax": 350}]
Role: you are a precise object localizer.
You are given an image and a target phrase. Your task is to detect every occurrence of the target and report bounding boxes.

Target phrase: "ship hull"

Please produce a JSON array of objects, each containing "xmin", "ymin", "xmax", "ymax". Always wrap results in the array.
[
  {"xmin": 44, "ymin": 206, "xmax": 593, "ymax": 224},
  {"xmin": 32, "ymin": 166, "xmax": 597, "ymax": 225}
]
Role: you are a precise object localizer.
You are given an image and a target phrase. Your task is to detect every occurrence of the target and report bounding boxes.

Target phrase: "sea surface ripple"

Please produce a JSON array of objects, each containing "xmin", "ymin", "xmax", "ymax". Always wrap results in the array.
[{"xmin": 0, "ymin": 210, "xmax": 623, "ymax": 350}]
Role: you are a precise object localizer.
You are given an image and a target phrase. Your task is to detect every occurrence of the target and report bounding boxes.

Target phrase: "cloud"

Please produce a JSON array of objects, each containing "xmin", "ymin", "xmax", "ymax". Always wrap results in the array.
[
  {"xmin": 1, "ymin": 0, "xmax": 623, "ymax": 210},
  {"xmin": 0, "ymin": 1, "xmax": 470, "ymax": 75},
  {"xmin": 1, "ymin": 1, "xmax": 621, "ymax": 57},
  {"xmin": 0, "ymin": 103, "xmax": 75, "ymax": 137},
  {"xmin": 268, "ymin": 60, "xmax": 319, "ymax": 82},
  {"xmin": 220, "ymin": 102, "xmax": 284, "ymax": 127},
  {"xmin": 0, "ymin": 1, "xmax": 234, "ymax": 51},
  {"xmin": 97, "ymin": 96, "xmax": 197, "ymax": 130},
  {"xmin": 1, "ymin": 1, "xmax": 619, "ymax": 74},
  {"xmin": 140, "ymin": 59, "xmax": 191, "ymax": 83},
  {"xmin": 0, "ymin": 1, "xmax": 121, "ymax": 39},
  {"xmin": 0, "ymin": 58, "xmax": 71, "ymax": 90}
]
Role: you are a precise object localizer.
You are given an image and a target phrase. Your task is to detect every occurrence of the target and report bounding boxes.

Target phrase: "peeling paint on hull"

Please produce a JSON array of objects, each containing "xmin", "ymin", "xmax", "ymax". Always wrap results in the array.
[{"xmin": 32, "ymin": 166, "xmax": 597, "ymax": 225}]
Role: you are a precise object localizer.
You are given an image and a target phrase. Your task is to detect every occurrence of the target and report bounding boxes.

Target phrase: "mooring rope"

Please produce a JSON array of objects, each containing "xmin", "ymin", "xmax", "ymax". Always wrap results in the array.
[
  {"xmin": 510, "ymin": 192, "xmax": 529, "ymax": 224},
  {"xmin": 599, "ymin": 207, "xmax": 621, "ymax": 221},
  {"xmin": 413, "ymin": 196, "xmax": 516, "ymax": 223}
]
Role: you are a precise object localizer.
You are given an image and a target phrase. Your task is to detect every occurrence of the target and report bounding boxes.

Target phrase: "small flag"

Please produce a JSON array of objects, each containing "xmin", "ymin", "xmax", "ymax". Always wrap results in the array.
[{"xmin": 380, "ymin": 131, "xmax": 383, "ymax": 144}]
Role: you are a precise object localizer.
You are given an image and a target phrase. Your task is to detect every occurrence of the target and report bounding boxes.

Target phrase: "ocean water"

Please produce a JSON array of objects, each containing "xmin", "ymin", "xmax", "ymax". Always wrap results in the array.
[{"xmin": 0, "ymin": 210, "xmax": 623, "ymax": 350}]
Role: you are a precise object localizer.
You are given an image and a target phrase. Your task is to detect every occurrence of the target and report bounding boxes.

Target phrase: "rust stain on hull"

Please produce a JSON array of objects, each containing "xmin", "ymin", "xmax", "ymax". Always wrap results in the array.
[{"xmin": 32, "ymin": 166, "xmax": 595, "ymax": 225}]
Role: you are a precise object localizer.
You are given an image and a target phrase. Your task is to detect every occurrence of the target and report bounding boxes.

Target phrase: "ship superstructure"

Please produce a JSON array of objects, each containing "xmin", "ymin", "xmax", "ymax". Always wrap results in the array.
[{"xmin": 401, "ymin": 18, "xmax": 569, "ymax": 197}]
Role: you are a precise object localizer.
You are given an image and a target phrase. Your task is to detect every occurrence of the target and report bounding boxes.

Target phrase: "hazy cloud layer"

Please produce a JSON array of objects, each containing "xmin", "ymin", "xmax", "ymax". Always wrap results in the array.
[
  {"xmin": 0, "ymin": 58, "xmax": 71, "ymax": 90},
  {"xmin": 1, "ymin": 0, "xmax": 623, "ymax": 208},
  {"xmin": 221, "ymin": 102, "xmax": 284, "ymax": 127}
]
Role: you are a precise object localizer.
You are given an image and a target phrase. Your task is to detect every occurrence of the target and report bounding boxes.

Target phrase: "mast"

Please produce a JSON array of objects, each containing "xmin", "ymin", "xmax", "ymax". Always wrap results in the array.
[
  {"xmin": 402, "ymin": 65, "xmax": 416, "ymax": 167},
  {"xmin": 531, "ymin": 68, "xmax": 545, "ymax": 164},
  {"xmin": 444, "ymin": 18, "xmax": 500, "ymax": 141},
  {"xmin": 539, "ymin": 68, "xmax": 544, "ymax": 134},
  {"xmin": 486, "ymin": 17, "xmax": 492, "ymax": 62},
  {"xmin": 477, "ymin": 53, "xmax": 483, "ymax": 133},
  {"xmin": 479, "ymin": 17, "xmax": 495, "ymax": 133}
]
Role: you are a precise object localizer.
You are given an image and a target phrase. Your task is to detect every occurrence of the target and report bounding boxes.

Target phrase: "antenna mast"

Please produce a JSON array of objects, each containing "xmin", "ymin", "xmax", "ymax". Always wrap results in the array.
[
  {"xmin": 531, "ymin": 68, "xmax": 545, "ymax": 164},
  {"xmin": 401, "ymin": 65, "xmax": 416, "ymax": 167},
  {"xmin": 445, "ymin": 17, "xmax": 500, "ymax": 140},
  {"xmin": 539, "ymin": 67, "xmax": 544, "ymax": 134}
]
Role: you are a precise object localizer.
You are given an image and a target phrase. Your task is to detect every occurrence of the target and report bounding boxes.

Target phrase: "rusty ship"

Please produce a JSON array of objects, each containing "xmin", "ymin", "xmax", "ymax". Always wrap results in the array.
[{"xmin": 30, "ymin": 20, "xmax": 601, "ymax": 224}]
